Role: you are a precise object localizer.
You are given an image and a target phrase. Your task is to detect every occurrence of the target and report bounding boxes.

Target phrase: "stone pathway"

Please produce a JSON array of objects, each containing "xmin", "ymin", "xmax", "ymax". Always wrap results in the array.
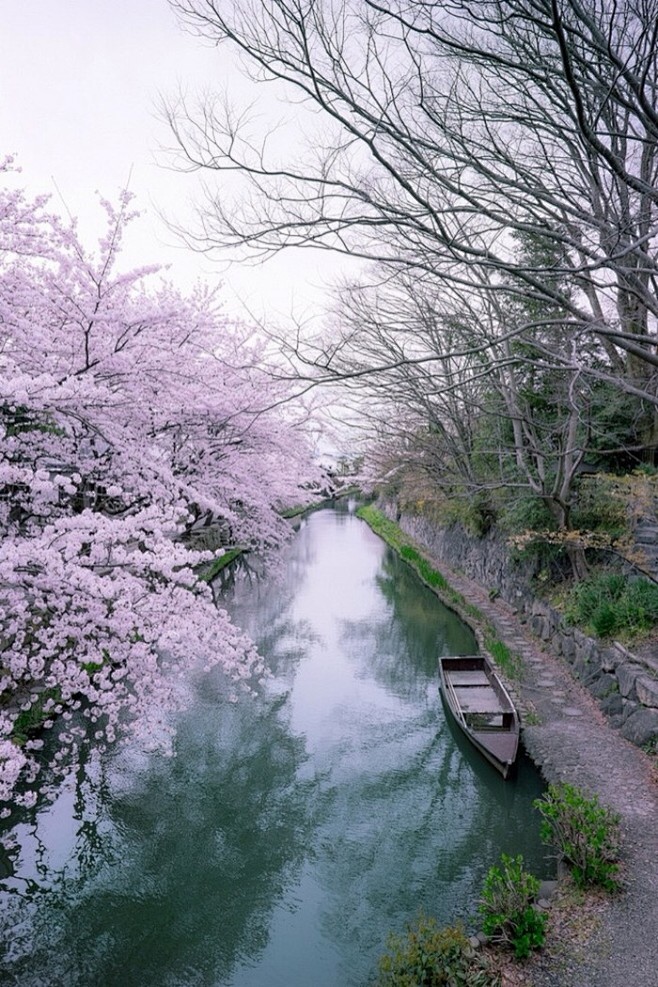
[{"xmin": 427, "ymin": 555, "xmax": 658, "ymax": 987}]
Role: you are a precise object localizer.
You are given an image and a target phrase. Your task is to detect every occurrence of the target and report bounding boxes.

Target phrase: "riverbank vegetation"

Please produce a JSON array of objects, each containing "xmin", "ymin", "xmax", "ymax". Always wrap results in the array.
[
  {"xmin": 357, "ymin": 506, "xmax": 524, "ymax": 680},
  {"xmin": 375, "ymin": 780, "xmax": 621, "ymax": 984},
  {"xmin": 0, "ymin": 165, "xmax": 318, "ymax": 812}
]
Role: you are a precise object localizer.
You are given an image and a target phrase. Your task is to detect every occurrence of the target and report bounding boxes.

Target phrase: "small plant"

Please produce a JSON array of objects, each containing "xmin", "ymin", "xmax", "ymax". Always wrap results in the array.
[
  {"xmin": 533, "ymin": 783, "xmax": 621, "ymax": 890},
  {"xmin": 483, "ymin": 633, "xmax": 524, "ymax": 681},
  {"xmin": 478, "ymin": 854, "xmax": 546, "ymax": 959},
  {"xmin": 563, "ymin": 570, "xmax": 658, "ymax": 640},
  {"xmin": 376, "ymin": 916, "xmax": 498, "ymax": 986}
]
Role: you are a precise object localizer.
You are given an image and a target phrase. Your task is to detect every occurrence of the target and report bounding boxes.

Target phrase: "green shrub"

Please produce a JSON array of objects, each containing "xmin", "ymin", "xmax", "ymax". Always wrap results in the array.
[
  {"xmin": 564, "ymin": 570, "xmax": 658, "ymax": 639},
  {"xmin": 376, "ymin": 916, "xmax": 498, "ymax": 986},
  {"xmin": 571, "ymin": 476, "xmax": 629, "ymax": 539},
  {"xmin": 591, "ymin": 603, "xmax": 617, "ymax": 637},
  {"xmin": 478, "ymin": 854, "xmax": 546, "ymax": 959},
  {"xmin": 533, "ymin": 783, "xmax": 620, "ymax": 890}
]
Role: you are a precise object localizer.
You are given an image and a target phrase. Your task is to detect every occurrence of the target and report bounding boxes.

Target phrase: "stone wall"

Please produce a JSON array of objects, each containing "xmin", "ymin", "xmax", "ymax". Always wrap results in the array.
[{"xmin": 393, "ymin": 506, "xmax": 658, "ymax": 750}]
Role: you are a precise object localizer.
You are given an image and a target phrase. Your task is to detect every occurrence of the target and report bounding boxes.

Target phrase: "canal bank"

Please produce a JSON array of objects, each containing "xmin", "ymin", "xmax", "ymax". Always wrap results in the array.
[{"xmin": 364, "ymin": 512, "xmax": 658, "ymax": 987}]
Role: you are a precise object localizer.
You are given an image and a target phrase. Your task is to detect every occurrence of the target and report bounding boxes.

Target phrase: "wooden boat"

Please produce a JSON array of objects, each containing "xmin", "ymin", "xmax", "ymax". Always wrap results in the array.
[{"xmin": 438, "ymin": 655, "xmax": 520, "ymax": 779}]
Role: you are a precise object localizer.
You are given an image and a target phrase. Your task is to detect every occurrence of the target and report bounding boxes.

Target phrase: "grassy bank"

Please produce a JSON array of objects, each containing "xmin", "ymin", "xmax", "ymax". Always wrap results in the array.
[{"xmin": 356, "ymin": 505, "xmax": 523, "ymax": 680}]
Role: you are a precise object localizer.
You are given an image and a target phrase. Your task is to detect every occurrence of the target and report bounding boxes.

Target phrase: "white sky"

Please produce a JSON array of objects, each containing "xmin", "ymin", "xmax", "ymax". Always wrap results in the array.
[{"xmin": 0, "ymin": 0, "xmax": 348, "ymax": 322}]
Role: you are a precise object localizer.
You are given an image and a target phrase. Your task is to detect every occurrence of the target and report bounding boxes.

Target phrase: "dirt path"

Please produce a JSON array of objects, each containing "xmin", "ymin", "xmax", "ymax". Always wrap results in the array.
[{"xmin": 428, "ymin": 555, "xmax": 658, "ymax": 987}]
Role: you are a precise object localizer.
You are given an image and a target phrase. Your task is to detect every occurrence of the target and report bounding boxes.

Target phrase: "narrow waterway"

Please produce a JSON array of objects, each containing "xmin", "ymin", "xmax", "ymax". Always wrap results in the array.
[{"xmin": 1, "ymin": 504, "xmax": 548, "ymax": 987}]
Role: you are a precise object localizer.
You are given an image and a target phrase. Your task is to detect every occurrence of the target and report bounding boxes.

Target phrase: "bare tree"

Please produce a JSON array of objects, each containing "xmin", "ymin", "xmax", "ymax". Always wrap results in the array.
[
  {"xmin": 163, "ymin": 0, "xmax": 658, "ymax": 581},
  {"xmin": 167, "ymin": 0, "xmax": 658, "ymax": 404}
]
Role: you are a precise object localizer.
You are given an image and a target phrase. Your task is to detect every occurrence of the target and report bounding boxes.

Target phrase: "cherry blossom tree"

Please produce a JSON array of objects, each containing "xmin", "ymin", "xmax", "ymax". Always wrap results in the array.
[{"xmin": 0, "ymin": 160, "xmax": 317, "ymax": 812}]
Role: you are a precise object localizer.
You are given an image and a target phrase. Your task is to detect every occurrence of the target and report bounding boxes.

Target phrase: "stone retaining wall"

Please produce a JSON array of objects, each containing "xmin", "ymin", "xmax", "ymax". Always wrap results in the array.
[{"xmin": 391, "ymin": 506, "xmax": 658, "ymax": 750}]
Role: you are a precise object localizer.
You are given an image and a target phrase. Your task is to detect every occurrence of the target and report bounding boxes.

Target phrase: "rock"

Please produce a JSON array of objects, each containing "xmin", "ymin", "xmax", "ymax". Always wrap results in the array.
[
  {"xmin": 591, "ymin": 673, "xmax": 619, "ymax": 699},
  {"xmin": 636, "ymin": 675, "xmax": 658, "ymax": 709},
  {"xmin": 538, "ymin": 879, "xmax": 559, "ymax": 901},
  {"xmin": 561, "ymin": 635, "xmax": 576, "ymax": 660},
  {"xmin": 530, "ymin": 615, "xmax": 544, "ymax": 637},
  {"xmin": 601, "ymin": 646, "xmax": 624, "ymax": 673},
  {"xmin": 616, "ymin": 663, "xmax": 643, "ymax": 700},
  {"xmin": 468, "ymin": 935, "xmax": 481, "ymax": 949},
  {"xmin": 599, "ymin": 692, "xmax": 624, "ymax": 718},
  {"xmin": 621, "ymin": 707, "xmax": 658, "ymax": 746}
]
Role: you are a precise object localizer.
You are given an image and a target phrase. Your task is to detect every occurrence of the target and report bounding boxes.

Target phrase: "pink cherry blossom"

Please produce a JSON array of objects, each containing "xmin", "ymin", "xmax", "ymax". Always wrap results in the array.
[{"xmin": 0, "ymin": 162, "xmax": 319, "ymax": 811}]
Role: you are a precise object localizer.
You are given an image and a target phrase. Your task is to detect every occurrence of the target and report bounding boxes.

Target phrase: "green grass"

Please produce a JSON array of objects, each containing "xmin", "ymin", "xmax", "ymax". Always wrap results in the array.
[
  {"xmin": 357, "ymin": 505, "xmax": 525, "ymax": 680},
  {"xmin": 357, "ymin": 506, "xmax": 449, "ymax": 592},
  {"xmin": 197, "ymin": 548, "xmax": 244, "ymax": 583},
  {"xmin": 563, "ymin": 570, "xmax": 658, "ymax": 639},
  {"xmin": 484, "ymin": 635, "xmax": 524, "ymax": 680}
]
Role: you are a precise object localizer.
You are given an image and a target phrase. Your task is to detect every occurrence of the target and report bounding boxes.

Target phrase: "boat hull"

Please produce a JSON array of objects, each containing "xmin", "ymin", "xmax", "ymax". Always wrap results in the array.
[{"xmin": 439, "ymin": 655, "xmax": 519, "ymax": 779}]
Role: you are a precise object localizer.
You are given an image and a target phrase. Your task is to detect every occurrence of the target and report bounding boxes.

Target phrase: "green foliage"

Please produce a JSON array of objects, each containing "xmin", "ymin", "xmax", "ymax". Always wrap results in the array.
[
  {"xmin": 197, "ymin": 548, "xmax": 244, "ymax": 582},
  {"xmin": 570, "ymin": 476, "xmax": 628, "ymax": 539},
  {"xmin": 533, "ymin": 783, "xmax": 621, "ymax": 890},
  {"xmin": 376, "ymin": 916, "xmax": 498, "ymax": 986},
  {"xmin": 400, "ymin": 545, "xmax": 449, "ymax": 590},
  {"xmin": 428, "ymin": 493, "xmax": 496, "ymax": 538},
  {"xmin": 478, "ymin": 854, "xmax": 546, "ymax": 960},
  {"xmin": 563, "ymin": 570, "xmax": 658, "ymax": 639},
  {"xmin": 11, "ymin": 688, "xmax": 61, "ymax": 745},
  {"xmin": 357, "ymin": 506, "xmax": 449, "ymax": 590},
  {"xmin": 499, "ymin": 495, "xmax": 555, "ymax": 537},
  {"xmin": 483, "ymin": 636, "xmax": 524, "ymax": 681}
]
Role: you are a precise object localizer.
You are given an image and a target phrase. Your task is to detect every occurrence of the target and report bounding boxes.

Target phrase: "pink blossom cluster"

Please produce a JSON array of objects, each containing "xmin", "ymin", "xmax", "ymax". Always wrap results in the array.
[{"xmin": 0, "ymin": 162, "xmax": 316, "ymax": 812}]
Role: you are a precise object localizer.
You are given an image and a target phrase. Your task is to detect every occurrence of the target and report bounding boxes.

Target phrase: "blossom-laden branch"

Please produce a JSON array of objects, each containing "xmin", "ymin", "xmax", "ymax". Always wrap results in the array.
[{"xmin": 0, "ymin": 164, "xmax": 319, "ymax": 812}]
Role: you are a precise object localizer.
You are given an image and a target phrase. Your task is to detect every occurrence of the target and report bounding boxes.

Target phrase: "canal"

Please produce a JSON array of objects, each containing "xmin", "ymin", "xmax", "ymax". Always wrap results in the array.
[{"xmin": 0, "ymin": 504, "xmax": 548, "ymax": 986}]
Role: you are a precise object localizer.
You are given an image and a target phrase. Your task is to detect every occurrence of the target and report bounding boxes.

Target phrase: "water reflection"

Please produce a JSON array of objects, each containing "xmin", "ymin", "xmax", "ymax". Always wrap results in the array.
[
  {"xmin": 1, "ymin": 694, "xmax": 316, "ymax": 987},
  {"xmin": 343, "ymin": 550, "xmax": 477, "ymax": 700},
  {"xmin": 0, "ymin": 507, "xmax": 548, "ymax": 987}
]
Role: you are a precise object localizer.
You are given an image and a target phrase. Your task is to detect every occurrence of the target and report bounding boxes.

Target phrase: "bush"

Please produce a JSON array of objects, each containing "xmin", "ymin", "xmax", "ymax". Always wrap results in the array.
[
  {"xmin": 478, "ymin": 855, "xmax": 546, "ymax": 960},
  {"xmin": 376, "ymin": 916, "xmax": 498, "ymax": 986},
  {"xmin": 564, "ymin": 570, "xmax": 658, "ymax": 639},
  {"xmin": 533, "ymin": 783, "xmax": 620, "ymax": 890},
  {"xmin": 570, "ymin": 475, "xmax": 629, "ymax": 539}
]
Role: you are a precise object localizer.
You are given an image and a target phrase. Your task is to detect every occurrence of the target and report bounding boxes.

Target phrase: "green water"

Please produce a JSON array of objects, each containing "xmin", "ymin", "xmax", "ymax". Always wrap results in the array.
[{"xmin": 0, "ymin": 505, "xmax": 548, "ymax": 986}]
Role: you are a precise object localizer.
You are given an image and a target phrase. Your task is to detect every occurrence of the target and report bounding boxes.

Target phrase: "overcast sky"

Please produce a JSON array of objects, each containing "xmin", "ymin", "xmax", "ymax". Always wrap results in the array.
[{"xmin": 0, "ymin": 0, "xmax": 346, "ymax": 321}]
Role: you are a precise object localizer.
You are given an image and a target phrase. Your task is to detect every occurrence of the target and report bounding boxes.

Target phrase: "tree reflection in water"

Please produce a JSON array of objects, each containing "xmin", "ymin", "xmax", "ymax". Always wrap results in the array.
[
  {"xmin": 0, "ymin": 690, "xmax": 317, "ymax": 987},
  {"xmin": 0, "ymin": 507, "xmax": 548, "ymax": 987}
]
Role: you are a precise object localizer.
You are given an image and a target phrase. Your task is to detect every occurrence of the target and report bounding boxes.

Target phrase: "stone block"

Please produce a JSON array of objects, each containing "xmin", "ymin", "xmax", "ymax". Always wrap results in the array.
[
  {"xmin": 572, "ymin": 628, "xmax": 590, "ymax": 650},
  {"xmin": 600, "ymin": 646, "xmax": 623, "ymax": 673},
  {"xmin": 574, "ymin": 636, "xmax": 598, "ymax": 665},
  {"xmin": 621, "ymin": 707, "xmax": 658, "ymax": 747},
  {"xmin": 636, "ymin": 675, "xmax": 658, "ymax": 709},
  {"xmin": 616, "ymin": 663, "xmax": 643, "ymax": 700},
  {"xmin": 591, "ymin": 673, "xmax": 619, "ymax": 699},
  {"xmin": 599, "ymin": 692, "xmax": 624, "ymax": 718},
  {"xmin": 573, "ymin": 655, "xmax": 601, "ymax": 685},
  {"xmin": 561, "ymin": 635, "xmax": 576, "ymax": 660},
  {"xmin": 530, "ymin": 615, "xmax": 543, "ymax": 637}
]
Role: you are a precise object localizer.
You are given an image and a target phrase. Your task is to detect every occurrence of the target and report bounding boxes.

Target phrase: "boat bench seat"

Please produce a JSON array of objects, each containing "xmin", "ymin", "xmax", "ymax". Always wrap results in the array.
[
  {"xmin": 453, "ymin": 685, "xmax": 507, "ymax": 714},
  {"xmin": 448, "ymin": 671, "xmax": 490, "ymax": 687}
]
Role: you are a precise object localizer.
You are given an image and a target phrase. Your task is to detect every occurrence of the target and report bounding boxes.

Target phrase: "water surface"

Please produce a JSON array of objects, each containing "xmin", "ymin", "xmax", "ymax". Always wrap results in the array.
[{"xmin": 0, "ymin": 505, "xmax": 548, "ymax": 986}]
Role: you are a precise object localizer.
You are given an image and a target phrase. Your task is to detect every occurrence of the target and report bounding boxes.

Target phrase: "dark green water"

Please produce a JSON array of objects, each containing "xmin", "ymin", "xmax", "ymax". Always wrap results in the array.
[{"xmin": 0, "ymin": 505, "xmax": 548, "ymax": 987}]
